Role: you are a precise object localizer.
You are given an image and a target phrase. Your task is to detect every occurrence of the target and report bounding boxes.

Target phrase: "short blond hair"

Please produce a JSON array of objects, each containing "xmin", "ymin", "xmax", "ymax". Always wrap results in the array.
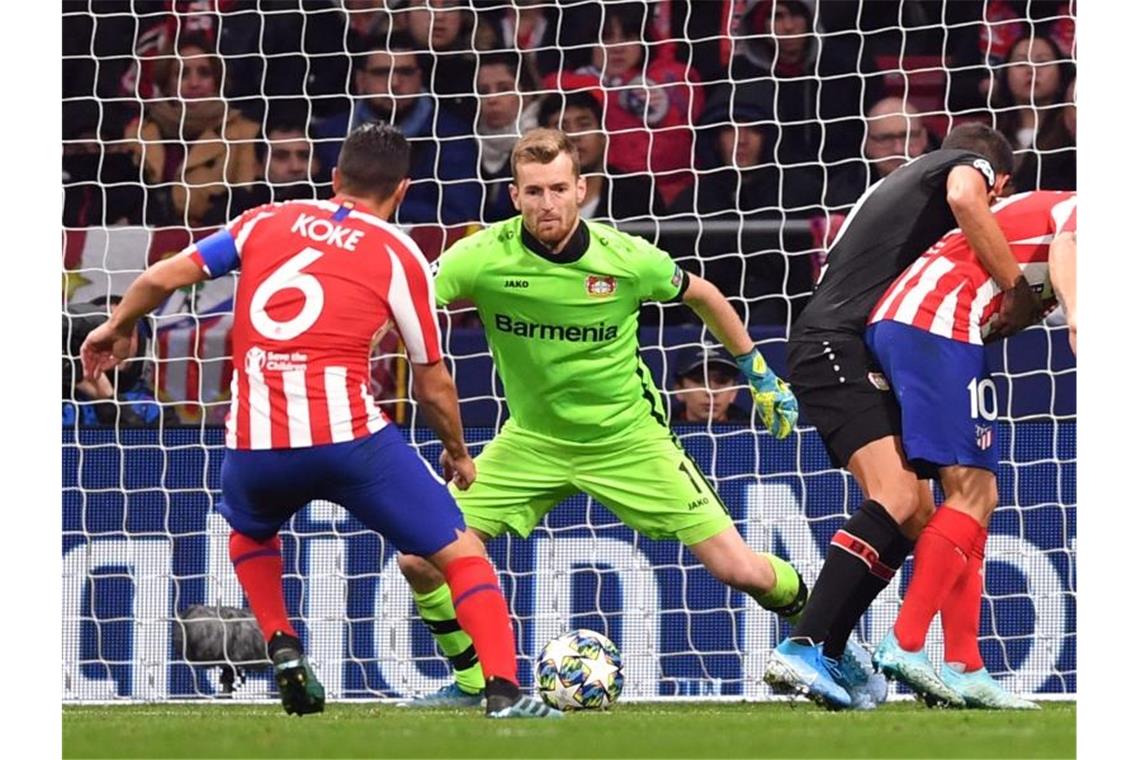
[{"xmin": 510, "ymin": 127, "xmax": 580, "ymax": 181}]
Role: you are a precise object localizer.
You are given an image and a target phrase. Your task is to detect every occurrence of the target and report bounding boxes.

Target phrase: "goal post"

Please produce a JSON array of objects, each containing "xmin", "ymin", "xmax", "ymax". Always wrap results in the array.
[{"xmin": 62, "ymin": 0, "xmax": 1076, "ymax": 702}]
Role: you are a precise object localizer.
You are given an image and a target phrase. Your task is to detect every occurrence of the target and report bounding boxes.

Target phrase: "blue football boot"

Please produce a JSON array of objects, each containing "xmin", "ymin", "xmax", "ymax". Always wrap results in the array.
[
  {"xmin": 940, "ymin": 665, "xmax": 1040, "ymax": 710},
  {"xmin": 764, "ymin": 638, "xmax": 852, "ymax": 710},
  {"xmin": 486, "ymin": 694, "xmax": 564, "ymax": 720},
  {"xmin": 831, "ymin": 638, "xmax": 888, "ymax": 710},
  {"xmin": 397, "ymin": 682, "xmax": 485, "ymax": 709},
  {"xmin": 873, "ymin": 631, "xmax": 965, "ymax": 708}
]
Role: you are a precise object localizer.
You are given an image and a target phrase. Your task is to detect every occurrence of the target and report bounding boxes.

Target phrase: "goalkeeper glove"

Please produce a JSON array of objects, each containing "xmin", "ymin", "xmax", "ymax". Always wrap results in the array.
[{"xmin": 734, "ymin": 348, "xmax": 798, "ymax": 439}]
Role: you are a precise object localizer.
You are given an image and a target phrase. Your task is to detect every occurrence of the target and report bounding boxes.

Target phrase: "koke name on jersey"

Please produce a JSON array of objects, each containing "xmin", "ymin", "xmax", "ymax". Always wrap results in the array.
[{"xmin": 291, "ymin": 213, "xmax": 366, "ymax": 251}]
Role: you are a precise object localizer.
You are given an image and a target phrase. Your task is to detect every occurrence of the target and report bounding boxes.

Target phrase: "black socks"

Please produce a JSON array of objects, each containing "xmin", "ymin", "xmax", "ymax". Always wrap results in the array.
[{"xmin": 790, "ymin": 499, "xmax": 906, "ymax": 647}]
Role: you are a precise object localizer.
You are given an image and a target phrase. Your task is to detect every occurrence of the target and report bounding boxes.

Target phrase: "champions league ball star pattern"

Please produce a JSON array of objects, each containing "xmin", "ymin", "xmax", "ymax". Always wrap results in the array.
[{"xmin": 536, "ymin": 630, "xmax": 624, "ymax": 710}]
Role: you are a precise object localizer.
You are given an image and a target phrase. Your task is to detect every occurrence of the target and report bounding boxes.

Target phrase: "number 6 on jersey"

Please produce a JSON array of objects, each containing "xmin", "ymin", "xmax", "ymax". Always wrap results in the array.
[{"xmin": 250, "ymin": 246, "xmax": 326, "ymax": 341}]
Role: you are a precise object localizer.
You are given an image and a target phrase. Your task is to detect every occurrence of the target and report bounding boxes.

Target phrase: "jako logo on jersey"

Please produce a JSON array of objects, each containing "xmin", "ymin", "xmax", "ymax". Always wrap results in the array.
[
  {"xmin": 494, "ymin": 314, "xmax": 618, "ymax": 342},
  {"xmin": 972, "ymin": 158, "xmax": 996, "ymax": 188},
  {"xmin": 586, "ymin": 275, "xmax": 617, "ymax": 297},
  {"xmin": 504, "ymin": 280, "xmax": 529, "ymax": 288},
  {"xmin": 976, "ymin": 424, "xmax": 993, "ymax": 450},
  {"xmin": 291, "ymin": 213, "xmax": 366, "ymax": 251}
]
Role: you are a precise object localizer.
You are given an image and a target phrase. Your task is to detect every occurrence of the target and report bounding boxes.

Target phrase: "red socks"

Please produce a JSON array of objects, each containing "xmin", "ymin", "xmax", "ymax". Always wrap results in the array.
[
  {"xmin": 229, "ymin": 529, "xmax": 519, "ymax": 687},
  {"xmin": 228, "ymin": 531, "xmax": 297, "ymax": 641},
  {"xmin": 940, "ymin": 527, "xmax": 988, "ymax": 672},
  {"xmin": 443, "ymin": 556, "xmax": 518, "ymax": 686},
  {"xmin": 894, "ymin": 507, "xmax": 984, "ymax": 652}
]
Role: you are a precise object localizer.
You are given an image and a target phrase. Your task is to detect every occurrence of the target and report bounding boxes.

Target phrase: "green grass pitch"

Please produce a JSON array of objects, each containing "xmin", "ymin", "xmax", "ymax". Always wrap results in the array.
[{"xmin": 63, "ymin": 701, "xmax": 1075, "ymax": 759}]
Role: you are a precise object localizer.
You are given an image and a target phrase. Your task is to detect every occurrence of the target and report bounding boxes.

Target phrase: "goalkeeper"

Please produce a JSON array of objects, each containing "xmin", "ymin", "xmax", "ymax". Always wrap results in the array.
[{"xmin": 398, "ymin": 128, "xmax": 806, "ymax": 706}]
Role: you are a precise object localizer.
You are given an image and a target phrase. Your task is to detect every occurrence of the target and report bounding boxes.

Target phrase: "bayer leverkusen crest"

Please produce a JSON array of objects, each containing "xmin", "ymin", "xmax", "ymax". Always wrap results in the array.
[{"xmin": 585, "ymin": 275, "xmax": 617, "ymax": 297}]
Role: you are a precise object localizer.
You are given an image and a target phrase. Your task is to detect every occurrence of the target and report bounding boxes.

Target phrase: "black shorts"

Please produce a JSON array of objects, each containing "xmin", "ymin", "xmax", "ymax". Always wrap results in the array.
[{"xmin": 787, "ymin": 335, "xmax": 928, "ymax": 475}]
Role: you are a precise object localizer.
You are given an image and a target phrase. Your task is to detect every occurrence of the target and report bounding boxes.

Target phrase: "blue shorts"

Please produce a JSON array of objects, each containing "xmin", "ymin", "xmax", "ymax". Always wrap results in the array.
[
  {"xmin": 218, "ymin": 424, "xmax": 465, "ymax": 556},
  {"xmin": 865, "ymin": 321, "xmax": 1000, "ymax": 476}
]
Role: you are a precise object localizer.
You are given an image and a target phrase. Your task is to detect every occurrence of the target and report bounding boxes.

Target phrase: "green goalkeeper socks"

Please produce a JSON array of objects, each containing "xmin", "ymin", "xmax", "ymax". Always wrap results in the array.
[
  {"xmin": 752, "ymin": 553, "xmax": 808, "ymax": 624},
  {"xmin": 413, "ymin": 584, "xmax": 486, "ymax": 695}
]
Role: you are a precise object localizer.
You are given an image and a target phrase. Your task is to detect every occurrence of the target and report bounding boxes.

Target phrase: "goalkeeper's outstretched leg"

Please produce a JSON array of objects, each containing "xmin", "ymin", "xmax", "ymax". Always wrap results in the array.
[
  {"xmin": 424, "ymin": 531, "xmax": 562, "ymax": 719},
  {"xmin": 397, "ymin": 533, "xmax": 563, "ymax": 720},
  {"xmin": 396, "ymin": 419, "xmax": 816, "ymax": 708},
  {"xmin": 686, "ymin": 526, "xmax": 808, "ymax": 622},
  {"xmin": 396, "ymin": 550, "xmax": 486, "ymax": 708}
]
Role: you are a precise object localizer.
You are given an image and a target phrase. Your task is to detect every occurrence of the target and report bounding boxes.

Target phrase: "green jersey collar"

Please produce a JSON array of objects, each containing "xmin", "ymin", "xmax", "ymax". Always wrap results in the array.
[{"xmin": 520, "ymin": 218, "xmax": 590, "ymax": 264}]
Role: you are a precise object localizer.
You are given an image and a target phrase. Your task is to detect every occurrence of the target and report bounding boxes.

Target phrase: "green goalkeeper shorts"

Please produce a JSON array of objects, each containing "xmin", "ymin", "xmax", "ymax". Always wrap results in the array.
[{"xmin": 451, "ymin": 419, "xmax": 733, "ymax": 546}]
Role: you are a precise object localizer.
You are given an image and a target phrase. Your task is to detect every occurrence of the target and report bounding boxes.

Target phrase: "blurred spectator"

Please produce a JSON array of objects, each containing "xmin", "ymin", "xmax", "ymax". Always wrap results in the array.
[
  {"xmin": 647, "ymin": 0, "xmax": 741, "ymax": 86},
  {"xmin": 661, "ymin": 81, "xmax": 816, "ymax": 327},
  {"xmin": 946, "ymin": 1, "xmax": 1075, "ymax": 113},
  {"xmin": 1062, "ymin": 78, "xmax": 1076, "ymax": 141},
  {"xmin": 63, "ymin": 301, "xmax": 161, "ymax": 428},
  {"xmin": 113, "ymin": 1, "xmax": 225, "ymax": 103},
  {"xmin": 63, "ymin": 101, "xmax": 145, "ymax": 227},
  {"xmin": 993, "ymin": 33, "xmax": 1075, "ymax": 190},
  {"xmin": 977, "ymin": 1, "xmax": 1076, "ymax": 66},
  {"xmin": 200, "ymin": 116, "xmax": 325, "ymax": 226},
  {"xmin": 342, "ymin": 0, "xmax": 393, "ymax": 50},
  {"xmin": 669, "ymin": 81, "xmax": 822, "ymax": 218},
  {"xmin": 474, "ymin": 0, "xmax": 597, "ymax": 83},
  {"xmin": 475, "ymin": 53, "xmax": 539, "ymax": 223},
  {"xmin": 102, "ymin": 1, "xmax": 351, "ymax": 120},
  {"xmin": 825, "ymin": 96, "xmax": 931, "ymax": 209},
  {"xmin": 543, "ymin": 1, "xmax": 704, "ymax": 206},
  {"xmin": 863, "ymin": 97, "xmax": 931, "ymax": 178},
  {"xmin": 730, "ymin": 0, "xmax": 882, "ymax": 168},
  {"xmin": 124, "ymin": 34, "xmax": 261, "ymax": 228},
  {"xmin": 262, "ymin": 121, "xmax": 323, "ymax": 191},
  {"xmin": 397, "ymin": 0, "xmax": 480, "ymax": 127},
  {"xmin": 537, "ymin": 92, "xmax": 662, "ymax": 222},
  {"xmin": 314, "ymin": 33, "xmax": 481, "ymax": 225},
  {"xmin": 219, "ymin": 3, "xmax": 352, "ymax": 119},
  {"xmin": 670, "ymin": 345, "xmax": 749, "ymax": 424}
]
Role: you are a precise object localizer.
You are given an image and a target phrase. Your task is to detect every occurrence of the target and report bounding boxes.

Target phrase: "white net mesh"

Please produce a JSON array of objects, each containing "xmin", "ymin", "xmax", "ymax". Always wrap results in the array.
[{"xmin": 62, "ymin": 0, "xmax": 1076, "ymax": 702}]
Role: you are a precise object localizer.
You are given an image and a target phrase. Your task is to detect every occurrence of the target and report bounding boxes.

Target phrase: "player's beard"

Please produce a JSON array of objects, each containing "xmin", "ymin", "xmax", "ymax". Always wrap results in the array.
[{"xmin": 528, "ymin": 207, "xmax": 579, "ymax": 251}]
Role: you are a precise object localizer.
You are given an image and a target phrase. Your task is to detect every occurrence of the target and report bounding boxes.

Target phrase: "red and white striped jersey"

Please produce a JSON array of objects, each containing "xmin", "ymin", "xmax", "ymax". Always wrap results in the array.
[
  {"xmin": 868, "ymin": 191, "xmax": 1076, "ymax": 344},
  {"xmin": 184, "ymin": 198, "xmax": 442, "ymax": 450}
]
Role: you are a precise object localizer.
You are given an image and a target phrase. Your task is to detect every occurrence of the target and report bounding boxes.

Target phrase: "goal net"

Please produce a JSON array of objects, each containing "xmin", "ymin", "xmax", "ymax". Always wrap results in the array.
[{"xmin": 62, "ymin": 0, "xmax": 1076, "ymax": 702}]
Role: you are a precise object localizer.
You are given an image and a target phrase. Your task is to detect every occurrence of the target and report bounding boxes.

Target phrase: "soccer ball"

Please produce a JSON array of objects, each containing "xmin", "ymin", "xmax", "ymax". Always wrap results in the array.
[{"xmin": 535, "ymin": 629, "xmax": 624, "ymax": 710}]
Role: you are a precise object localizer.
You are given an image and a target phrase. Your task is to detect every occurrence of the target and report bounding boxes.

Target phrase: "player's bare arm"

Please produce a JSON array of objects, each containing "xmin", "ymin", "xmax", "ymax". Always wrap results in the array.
[
  {"xmin": 80, "ymin": 252, "xmax": 209, "ymax": 381},
  {"xmin": 411, "ymin": 359, "xmax": 476, "ymax": 490},
  {"xmin": 680, "ymin": 274, "xmax": 755, "ymax": 356},
  {"xmin": 682, "ymin": 273, "xmax": 798, "ymax": 438},
  {"xmin": 1049, "ymin": 230, "xmax": 1077, "ymax": 353},
  {"xmin": 945, "ymin": 166, "xmax": 1042, "ymax": 337}
]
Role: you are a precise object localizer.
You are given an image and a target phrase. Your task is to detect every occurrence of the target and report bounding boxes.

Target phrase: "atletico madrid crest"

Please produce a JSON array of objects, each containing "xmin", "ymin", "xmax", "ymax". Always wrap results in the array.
[
  {"xmin": 585, "ymin": 275, "xmax": 617, "ymax": 297},
  {"xmin": 976, "ymin": 424, "xmax": 993, "ymax": 451}
]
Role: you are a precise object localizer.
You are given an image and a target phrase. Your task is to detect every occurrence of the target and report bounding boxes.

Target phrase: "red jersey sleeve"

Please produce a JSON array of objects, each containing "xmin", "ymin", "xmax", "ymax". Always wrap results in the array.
[
  {"xmin": 383, "ymin": 230, "xmax": 444, "ymax": 364},
  {"xmin": 184, "ymin": 203, "xmax": 278, "ymax": 277},
  {"xmin": 1050, "ymin": 194, "xmax": 1077, "ymax": 235},
  {"xmin": 226, "ymin": 203, "xmax": 279, "ymax": 255}
]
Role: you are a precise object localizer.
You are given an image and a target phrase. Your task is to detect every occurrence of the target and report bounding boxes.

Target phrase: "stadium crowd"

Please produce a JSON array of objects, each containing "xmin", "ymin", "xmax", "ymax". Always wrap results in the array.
[{"xmin": 61, "ymin": 0, "xmax": 1077, "ymax": 425}]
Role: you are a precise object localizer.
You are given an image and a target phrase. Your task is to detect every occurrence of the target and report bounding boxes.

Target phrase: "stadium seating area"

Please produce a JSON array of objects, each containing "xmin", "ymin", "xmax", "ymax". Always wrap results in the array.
[{"xmin": 61, "ymin": 0, "xmax": 1077, "ymax": 424}]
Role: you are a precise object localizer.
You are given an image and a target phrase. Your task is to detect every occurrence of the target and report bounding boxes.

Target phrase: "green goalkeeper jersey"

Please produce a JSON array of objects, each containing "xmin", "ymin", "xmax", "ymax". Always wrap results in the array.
[{"xmin": 434, "ymin": 215, "xmax": 688, "ymax": 441}]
